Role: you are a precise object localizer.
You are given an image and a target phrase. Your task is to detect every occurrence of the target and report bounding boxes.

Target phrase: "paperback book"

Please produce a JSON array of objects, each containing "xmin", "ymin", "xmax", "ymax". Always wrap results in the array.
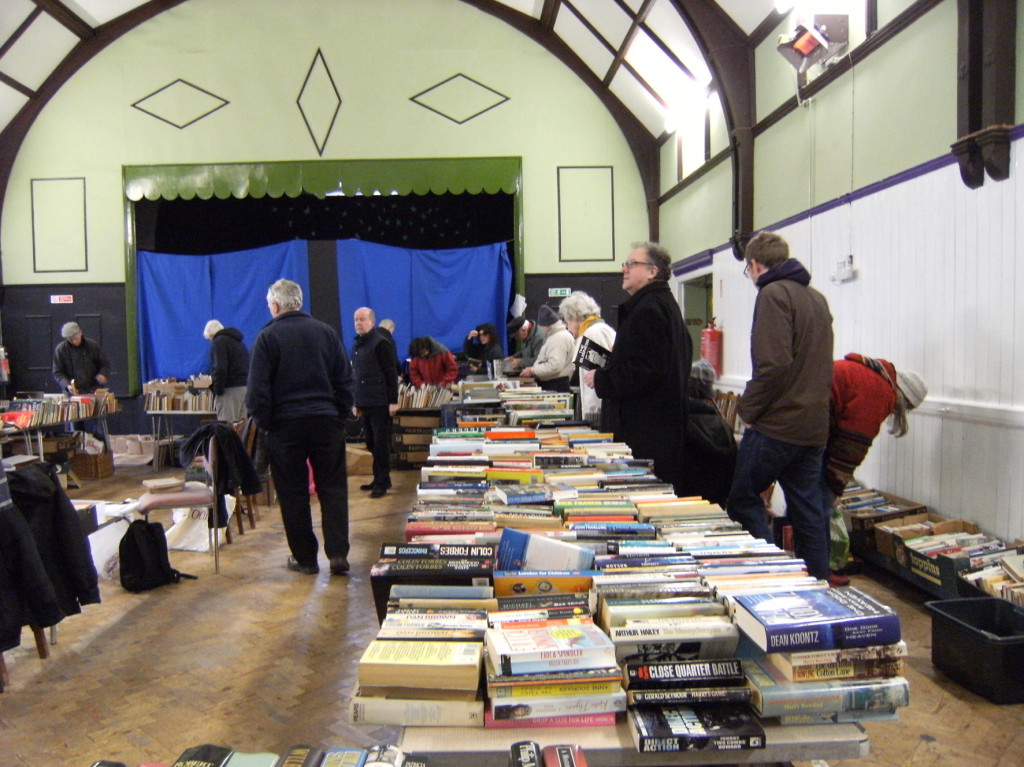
[
  {"xmin": 488, "ymin": 689, "xmax": 626, "ymax": 721},
  {"xmin": 627, "ymin": 704, "xmax": 766, "ymax": 753},
  {"xmin": 485, "ymin": 620, "xmax": 617, "ymax": 675}
]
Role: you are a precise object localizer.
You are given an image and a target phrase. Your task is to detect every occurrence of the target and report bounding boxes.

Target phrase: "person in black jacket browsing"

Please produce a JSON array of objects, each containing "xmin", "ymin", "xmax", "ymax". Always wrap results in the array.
[
  {"xmin": 352, "ymin": 307, "xmax": 399, "ymax": 498},
  {"xmin": 203, "ymin": 319, "xmax": 250, "ymax": 422}
]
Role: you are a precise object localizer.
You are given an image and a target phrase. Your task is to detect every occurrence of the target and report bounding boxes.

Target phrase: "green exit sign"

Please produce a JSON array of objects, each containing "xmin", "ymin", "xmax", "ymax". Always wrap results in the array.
[{"xmin": 548, "ymin": 287, "xmax": 571, "ymax": 297}]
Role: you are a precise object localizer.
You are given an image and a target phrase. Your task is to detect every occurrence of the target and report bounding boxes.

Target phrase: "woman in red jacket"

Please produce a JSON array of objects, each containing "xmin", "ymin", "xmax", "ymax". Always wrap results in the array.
[
  {"xmin": 408, "ymin": 336, "xmax": 458, "ymax": 387},
  {"xmin": 823, "ymin": 353, "xmax": 927, "ymax": 583}
]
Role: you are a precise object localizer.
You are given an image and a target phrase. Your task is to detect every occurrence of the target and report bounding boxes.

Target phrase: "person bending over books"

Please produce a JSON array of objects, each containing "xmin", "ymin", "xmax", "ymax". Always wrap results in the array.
[
  {"xmin": 52, "ymin": 322, "xmax": 110, "ymax": 394},
  {"xmin": 820, "ymin": 355, "xmax": 927, "ymax": 585},
  {"xmin": 504, "ymin": 314, "xmax": 544, "ymax": 372},
  {"xmin": 558, "ymin": 291, "xmax": 616, "ymax": 426},
  {"xmin": 520, "ymin": 305, "xmax": 575, "ymax": 393},
  {"xmin": 407, "ymin": 336, "xmax": 458, "ymax": 387}
]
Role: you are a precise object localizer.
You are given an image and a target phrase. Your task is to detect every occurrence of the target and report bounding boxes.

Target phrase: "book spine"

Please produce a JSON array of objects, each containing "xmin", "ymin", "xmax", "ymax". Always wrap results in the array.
[
  {"xmin": 542, "ymin": 745, "xmax": 589, "ymax": 767},
  {"xmin": 626, "ymin": 686, "xmax": 752, "ymax": 705},
  {"xmin": 489, "ymin": 691, "xmax": 625, "ymax": 721},
  {"xmin": 759, "ymin": 614, "xmax": 902, "ymax": 652},
  {"xmin": 509, "ymin": 741, "xmax": 542, "ymax": 767},
  {"xmin": 782, "ymin": 657, "xmax": 907, "ymax": 682},
  {"xmin": 484, "ymin": 711, "xmax": 616, "ymax": 729},
  {"xmin": 490, "ymin": 679, "xmax": 622, "ymax": 698},
  {"xmin": 625, "ymin": 658, "xmax": 745, "ymax": 689},
  {"xmin": 634, "ymin": 732, "xmax": 764, "ymax": 753},
  {"xmin": 348, "ymin": 695, "xmax": 484, "ymax": 727}
]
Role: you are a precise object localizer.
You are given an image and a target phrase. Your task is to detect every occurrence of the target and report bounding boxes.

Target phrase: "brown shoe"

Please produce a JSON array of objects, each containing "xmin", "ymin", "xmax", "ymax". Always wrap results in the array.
[
  {"xmin": 287, "ymin": 556, "xmax": 319, "ymax": 575},
  {"xmin": 330, "ymin": 556, "xmax": 350, "ymax": 575}
]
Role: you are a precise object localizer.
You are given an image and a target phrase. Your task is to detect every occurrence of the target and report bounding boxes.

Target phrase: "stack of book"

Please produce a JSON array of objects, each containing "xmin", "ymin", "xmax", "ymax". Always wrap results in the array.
[
  {"xmin": 732, "ymin": 586, "xmax": 911, "ymax": 724},
  {"xmin": 368, "ymin": 542, "xmax": 496, "ymax": 623},
  {"xmin": 483, "ymin": 609, "xmax": 624, "ymax": 728},
  {"xmin": 622, "ymin": 657, "xmax": 766, "ymax": 753},
  {"xmin": 350, "ymin": 602, "xmax": 487, "ymax": 727}
]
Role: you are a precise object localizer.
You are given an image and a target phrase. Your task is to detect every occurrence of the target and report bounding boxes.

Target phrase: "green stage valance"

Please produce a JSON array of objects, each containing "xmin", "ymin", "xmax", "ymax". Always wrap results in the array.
[{"xmin": 124, "ymin": 157, "xmax": 521, "ymax": 200}]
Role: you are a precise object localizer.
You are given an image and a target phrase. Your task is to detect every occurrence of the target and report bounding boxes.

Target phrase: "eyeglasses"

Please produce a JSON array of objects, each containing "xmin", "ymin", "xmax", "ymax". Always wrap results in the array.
[
  {"xmin": 743, "ymin": 262, "xmax": 752, "ymax": 277},
  {"xmin": 621, "ymin": 260, "xmax": 654, "ymax": 269}
]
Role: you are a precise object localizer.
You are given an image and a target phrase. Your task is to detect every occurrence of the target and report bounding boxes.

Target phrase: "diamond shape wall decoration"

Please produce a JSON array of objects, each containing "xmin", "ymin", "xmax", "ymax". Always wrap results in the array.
[
  {"xmin": 297, "ymin": 48, "xmax": 342, "ymax": 156},
  {"xmin": 132, "ymin": 79, "xmax": 229, "ymax": 129},
  {"xmin": 410, "ymin": 74, "xmax": 509, "ymax": 124}
]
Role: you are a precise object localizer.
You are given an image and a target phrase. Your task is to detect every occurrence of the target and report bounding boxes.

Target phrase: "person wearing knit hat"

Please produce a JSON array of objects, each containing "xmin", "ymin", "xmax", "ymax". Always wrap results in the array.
[
  {"xmin": 52, "ymin": 321, "xmax": 110, "ymax": 394},
  {"xmin": 521, "ymin": 304, "xmax": 575, "ymax": 392},
  {"xmin": 504, "ymin": 315, "xmax": 544, "ymax": 371},
  {"xmin": 819, "ymin": 354, "xmax": 927, "ymax": 585}
]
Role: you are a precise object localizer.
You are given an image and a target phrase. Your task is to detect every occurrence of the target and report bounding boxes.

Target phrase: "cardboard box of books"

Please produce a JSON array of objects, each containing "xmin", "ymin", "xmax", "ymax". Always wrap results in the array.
[
  {"xmin": 891, "ymin": 519, "xmax": 981, "ymax": 587},
  {"xmin": 842, "ymin": 491, "xmax": 927, "ymax": 552},
  {"xmin": 874, "ymin": 512, "xmax": 948, "ymax": 559}
]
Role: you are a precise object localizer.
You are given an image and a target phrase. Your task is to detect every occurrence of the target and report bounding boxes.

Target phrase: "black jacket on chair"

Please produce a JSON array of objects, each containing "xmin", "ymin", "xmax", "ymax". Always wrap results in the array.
[
  {"xmin": 7, "ymin": 462, "xmax": 101, "ymax": 621},
  {"xmin": 180, "ymin": 422, "xmax": 262, "ymax": 527}
]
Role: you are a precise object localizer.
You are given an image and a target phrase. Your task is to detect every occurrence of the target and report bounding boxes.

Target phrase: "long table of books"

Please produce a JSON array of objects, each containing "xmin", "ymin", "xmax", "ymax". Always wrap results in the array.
[{"xmin": 351, "ymin": 400, "xmax": 898, "ymax": 767}]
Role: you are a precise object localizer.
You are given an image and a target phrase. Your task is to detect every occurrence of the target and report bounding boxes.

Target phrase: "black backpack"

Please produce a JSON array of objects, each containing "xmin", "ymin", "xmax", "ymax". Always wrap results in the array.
[{"xmin": 119, "ymin": 519, "xmax": 197, "ymax": 592}]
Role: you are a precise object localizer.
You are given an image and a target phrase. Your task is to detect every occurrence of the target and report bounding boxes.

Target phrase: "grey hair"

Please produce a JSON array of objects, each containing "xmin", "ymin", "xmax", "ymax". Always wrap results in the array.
[
  {"xmin": 631, "ymin": 241, "xmax": 672, "ymax": 281},
  {"xmin": 379, "ymin": 318, "xmax": 395, "ymax": 332},
  {"xmin": 267, "ymin": 279, "xmax": 303, "ymax": 312},
  {"xmin": 558, "ymin": 291, "xmax": 602, "ymax": 323},
  {"xmin": 203, "ymin": 319, "xmax": 223, "ymax": 340}
]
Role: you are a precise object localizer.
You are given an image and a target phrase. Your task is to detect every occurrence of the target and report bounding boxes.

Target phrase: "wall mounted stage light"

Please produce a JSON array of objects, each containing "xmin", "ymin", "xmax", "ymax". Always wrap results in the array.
[{"xmin": 777, "ymin": 14, "xmax": 849, "ymax": 72}]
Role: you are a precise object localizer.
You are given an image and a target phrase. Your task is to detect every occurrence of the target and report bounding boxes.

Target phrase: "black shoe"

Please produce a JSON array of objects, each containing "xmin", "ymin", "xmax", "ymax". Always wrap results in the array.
[
  {"xmin": 286, "ymin": 556, "xmax": 319, "ymax": 575},
  {"xmin": 370, "ymin": 486, "xmax": 387, "ymax": 498},
  {"xmin": 329, "ymin": 556, "xmax": 350, "ymax": 575},
  {"xmin": 359, "ymin": 482, "xmax": 376, "ymax": 491}
]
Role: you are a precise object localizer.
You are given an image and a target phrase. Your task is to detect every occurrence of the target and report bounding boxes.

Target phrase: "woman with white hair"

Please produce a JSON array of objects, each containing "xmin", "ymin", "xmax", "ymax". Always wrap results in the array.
[
  {"xmin": 558, "ymin": 291, "xmax": 616, "ymax": 427},
  {"xmin": 203, "ymin": 319, "xmax": 250, "ymax": 422}
]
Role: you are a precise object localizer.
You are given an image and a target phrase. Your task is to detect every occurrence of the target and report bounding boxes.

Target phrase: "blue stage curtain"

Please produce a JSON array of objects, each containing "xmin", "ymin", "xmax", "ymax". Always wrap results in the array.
[
  {"xmin": 137, "ymin": 241, "xmax": 308, "ymax": 380},
  {"xmin": 336, "ymin": 239, "xmax": 512, "ymax": 361}
]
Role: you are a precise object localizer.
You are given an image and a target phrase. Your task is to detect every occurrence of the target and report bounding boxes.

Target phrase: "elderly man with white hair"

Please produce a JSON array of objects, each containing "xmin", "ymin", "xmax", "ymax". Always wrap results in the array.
[{"xmin": 52, "ymin": 321, "xmax": 110, "ymax": 394}]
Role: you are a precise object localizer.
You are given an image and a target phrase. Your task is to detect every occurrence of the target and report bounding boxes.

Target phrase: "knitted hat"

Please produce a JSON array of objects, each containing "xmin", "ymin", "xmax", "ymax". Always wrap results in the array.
[
  {"xmin": 507, "ymin": 315, "xmax": 526, "ymax": 334},
  {"xmin": 61, "ymin": 322, "xmax": 81, "ymax": 339},
  {"xmin": 537, "ymin": 305, "xmax": 559, "ymax": 327},
  {"xmin": 690, "ymin": 358, "xmax": 717, "ymax": 385},
  {"xmin": 896, "ymin": 370, "xmax": 927, "ymax": 409}
]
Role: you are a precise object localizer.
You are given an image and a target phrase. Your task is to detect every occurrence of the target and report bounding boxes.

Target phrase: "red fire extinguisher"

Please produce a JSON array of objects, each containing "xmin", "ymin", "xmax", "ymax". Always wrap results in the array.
[{"xmin": 700, "ymin": 318, "xmax": 723, "ymax": 376}]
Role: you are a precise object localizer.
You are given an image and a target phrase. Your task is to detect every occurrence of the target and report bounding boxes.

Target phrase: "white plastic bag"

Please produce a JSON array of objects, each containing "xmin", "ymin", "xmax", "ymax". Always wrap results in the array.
[{"xmin": 164, "ymin": 496, "xmax": 234, "ymax": 551}]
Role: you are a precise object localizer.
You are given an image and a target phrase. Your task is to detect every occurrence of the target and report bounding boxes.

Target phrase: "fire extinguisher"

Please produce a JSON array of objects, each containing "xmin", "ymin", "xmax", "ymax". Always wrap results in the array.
[{"xmin": 700, "ymin": 318, "xmax": 723, "ymax": 376}]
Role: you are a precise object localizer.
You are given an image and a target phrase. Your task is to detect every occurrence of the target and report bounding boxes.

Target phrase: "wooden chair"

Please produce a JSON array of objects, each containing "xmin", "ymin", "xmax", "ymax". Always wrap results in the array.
[
  {"xmin": 228, "ymin": 419, "xmax": 258, "ymax": 535},
  {"xmin": 135, "ymin": 436, "xmax": 221, "ymax": 573}
]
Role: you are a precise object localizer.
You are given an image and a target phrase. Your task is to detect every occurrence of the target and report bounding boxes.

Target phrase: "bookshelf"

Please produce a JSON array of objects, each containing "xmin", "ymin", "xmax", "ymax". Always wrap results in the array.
[{"xmin": 396, "ymin": 719, "xmax": 869, "ymax": 766}]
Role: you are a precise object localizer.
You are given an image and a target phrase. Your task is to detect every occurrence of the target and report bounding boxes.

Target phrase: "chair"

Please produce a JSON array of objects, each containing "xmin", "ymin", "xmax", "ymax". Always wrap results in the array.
[{"xmin": 135, "ymin": 436, "xmax": 221, "ymax": 573}]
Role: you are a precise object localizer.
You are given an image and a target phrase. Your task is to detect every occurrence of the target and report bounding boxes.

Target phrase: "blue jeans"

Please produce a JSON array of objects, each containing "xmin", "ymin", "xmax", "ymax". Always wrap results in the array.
[
  {"xmin": 727, "ymin": 429, "xmax": 828, "ymax": 580},
  {"xmin": 267, "ymin": 415, "xmax": 350, "ymax": 566}
]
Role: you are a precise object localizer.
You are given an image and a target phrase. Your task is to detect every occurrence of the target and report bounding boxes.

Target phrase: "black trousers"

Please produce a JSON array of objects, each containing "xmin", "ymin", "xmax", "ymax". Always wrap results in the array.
[
  {"xmin": 360, "ymin": 405, "xmax": 393, "ymax": 489},
  {"xmin": 266, "ymin": 415, "xmax": 349, "ymax": 566}
]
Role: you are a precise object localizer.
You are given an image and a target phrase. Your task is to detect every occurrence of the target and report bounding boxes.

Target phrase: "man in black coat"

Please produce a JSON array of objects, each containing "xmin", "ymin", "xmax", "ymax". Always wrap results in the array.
[
  {"xmin": 584, "ymin": 242, "xmax": 692, "ymax": 495},
  {"xmin": 52, "ymin": 322, "xmax": 110, "ymax": 394},
  {"xmin": 352, "ymin": 307, "xmax": 399, "ymax": 498},
  {"xmin": 246, "ymin": 279, "xmax": 354, "ymax": 576}
]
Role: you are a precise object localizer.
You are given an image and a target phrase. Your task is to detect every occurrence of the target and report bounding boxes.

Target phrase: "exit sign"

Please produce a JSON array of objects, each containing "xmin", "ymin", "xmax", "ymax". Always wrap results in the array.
[
  {"xmin": 50, "ymin": 295, "xmax": 74, "ymax": 303},
  {"xmin": 548, "ymin": 287, "xmax": 571, "ymax": 297}
]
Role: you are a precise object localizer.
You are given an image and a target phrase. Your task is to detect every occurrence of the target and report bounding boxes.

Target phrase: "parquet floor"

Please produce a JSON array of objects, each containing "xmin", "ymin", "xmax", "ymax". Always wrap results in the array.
[{"xmin": 0, "ymin": 461, "xmax": 1022, "ymax": 767}]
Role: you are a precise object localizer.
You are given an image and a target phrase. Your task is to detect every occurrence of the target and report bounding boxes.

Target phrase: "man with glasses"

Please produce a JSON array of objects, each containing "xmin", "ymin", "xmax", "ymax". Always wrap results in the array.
[
  {"xmin": 582, "ymin": 242, "xmax": 691, "ymax": 494},
  {"xmin": 728, "ymin": 231, "xmax": 834, "ymax": 581}
]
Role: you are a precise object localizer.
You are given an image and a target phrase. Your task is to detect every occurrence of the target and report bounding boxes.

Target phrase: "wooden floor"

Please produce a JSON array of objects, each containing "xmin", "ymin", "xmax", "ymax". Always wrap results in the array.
[{"xmin": 1, "ymin": 461, "xmax": 1022, "ymax": 767}]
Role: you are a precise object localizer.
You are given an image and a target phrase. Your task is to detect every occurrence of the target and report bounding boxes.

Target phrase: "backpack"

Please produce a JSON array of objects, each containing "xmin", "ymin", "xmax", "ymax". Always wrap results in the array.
[{"xmin": 119, "ymin": 519, "xmax": 197, "ymax": 592}]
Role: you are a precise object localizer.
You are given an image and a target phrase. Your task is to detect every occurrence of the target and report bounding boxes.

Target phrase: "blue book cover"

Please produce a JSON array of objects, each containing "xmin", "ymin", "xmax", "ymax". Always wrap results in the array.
[
  {"xmin": 497, "ymin": 528, "xmax": 596, "ymax": 571},
  {"xmin": 732, "ymin": 587, "xmax": 901, "ymax": 652}
]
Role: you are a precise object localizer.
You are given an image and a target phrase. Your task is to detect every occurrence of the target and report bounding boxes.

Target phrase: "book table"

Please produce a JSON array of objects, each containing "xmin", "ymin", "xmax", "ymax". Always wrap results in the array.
[{"xmin": 397, "ymin": 720, "xmax": 869, "ymax": 766}]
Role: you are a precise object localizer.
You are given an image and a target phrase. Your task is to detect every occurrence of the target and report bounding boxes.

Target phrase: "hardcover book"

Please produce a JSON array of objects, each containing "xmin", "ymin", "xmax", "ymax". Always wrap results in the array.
[
  {"xmin": 626, "ymin": 686, "xmax": 752, "ymax": 705},
  {"xmin": 627, "ymin": 704, "xmax": 766, "ymax": 753},
  {"xmin": 493, "ymin": 570, "xmax": 598, "ymax": 598},
  {"xmin": 223, "ymin": 754, "xmax": 278, "ymax": 767},
  {"xmin": 486, "ymin": 659, "xmax": 623, "ymax": 698},
  {"xmin": 494, "ymin": 482, "xmax": 579, "ymax": 505},
  {"xmin": 485, "ymin": 620, "xmax": 617, "ymax": 675},
  {"xmin": 743, "ymin": 657, "xmax": 911, "ymax": 717},
  {"xmin": 610, "ymin": 618, "xmax": 740, "ymax": 663},
  {"xmin": 732, "ymin": 586, "xmax": 901, "ymax": 652}
]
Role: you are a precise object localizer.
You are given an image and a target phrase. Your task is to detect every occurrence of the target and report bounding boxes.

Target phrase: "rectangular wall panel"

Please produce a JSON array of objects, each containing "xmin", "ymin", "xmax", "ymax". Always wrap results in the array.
[
  {"xmin": 557, "ymin": 166, "xmax": 614, "ymax": 263},
  {"xmin": 31, "ymin": 177, "xmax": 87, "ymax": 272}
]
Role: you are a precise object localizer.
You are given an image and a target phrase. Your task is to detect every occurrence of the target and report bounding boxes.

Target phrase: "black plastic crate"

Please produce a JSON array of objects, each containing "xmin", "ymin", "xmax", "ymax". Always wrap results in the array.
[{"xmin": 926, "ymin": 598, "xmax": 1024, "ymax": 704}]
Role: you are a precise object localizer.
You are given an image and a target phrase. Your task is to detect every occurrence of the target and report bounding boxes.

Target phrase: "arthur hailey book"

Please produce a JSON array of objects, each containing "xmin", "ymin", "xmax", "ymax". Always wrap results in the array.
[{"xmin": 574, "ymin": 336, "xmax": 612, "ymax": 370}]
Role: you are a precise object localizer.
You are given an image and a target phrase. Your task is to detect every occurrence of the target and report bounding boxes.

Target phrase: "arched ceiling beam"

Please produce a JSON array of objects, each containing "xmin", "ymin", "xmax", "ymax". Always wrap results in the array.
[
  {"xmin": 460, "ymin": 0, "xmax": 661, "ymax": 239},
  {"xmin": 672, "ymin": 0, "xmax": 770, "ymax": 260}
]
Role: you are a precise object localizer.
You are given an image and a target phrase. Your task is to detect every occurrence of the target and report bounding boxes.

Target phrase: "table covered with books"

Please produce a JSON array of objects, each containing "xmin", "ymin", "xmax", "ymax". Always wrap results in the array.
[{"xmin": 349, "ymin": 395, "xmax": 908, "ymax": 767}]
